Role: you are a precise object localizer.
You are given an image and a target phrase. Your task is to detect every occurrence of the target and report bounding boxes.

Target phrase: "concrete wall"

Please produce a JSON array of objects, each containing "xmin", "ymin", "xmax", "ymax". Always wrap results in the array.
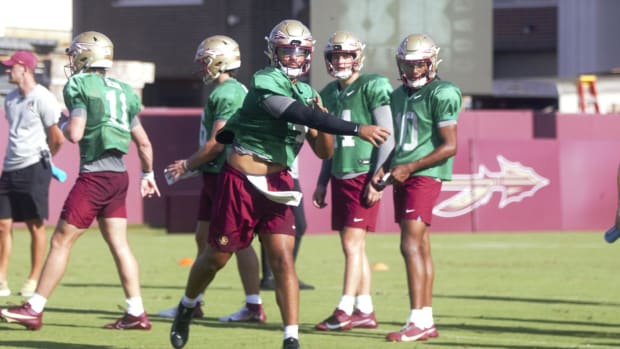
[{"xmin": 310, "ymin": 0, "xmax": 493, "ymax": 95}]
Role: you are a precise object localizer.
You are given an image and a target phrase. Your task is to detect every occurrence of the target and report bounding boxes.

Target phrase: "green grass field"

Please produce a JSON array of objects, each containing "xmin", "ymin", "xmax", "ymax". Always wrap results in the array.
[{"xmin": 0, "ymin": 226, "xmax": 618, "ymax": 349}]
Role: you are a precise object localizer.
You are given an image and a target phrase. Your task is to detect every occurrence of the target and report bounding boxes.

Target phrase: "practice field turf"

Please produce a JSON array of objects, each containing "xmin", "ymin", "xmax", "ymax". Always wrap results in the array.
[{"xmin": 0, "ymin": 226, "xmax": 618, "ymax": 349}]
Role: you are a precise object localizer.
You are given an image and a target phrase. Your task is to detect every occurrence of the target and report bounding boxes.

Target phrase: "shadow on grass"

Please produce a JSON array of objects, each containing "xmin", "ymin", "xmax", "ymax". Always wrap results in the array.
[
  {"xmin": 59, "ymin": 282, "xmax": 234, "ymax": 291},
  {"xmin": 0, "ymin": 341, "xmax": 113, "ymax": 349},
  {"xmin": 437, "ymin": 322, "xmax": 620, "ymax": 340},
  {"xmin": 436, "ymin": 293, "xmax": 620, "ymax": 307},
  {"xmin": 44, "ymin": 307, "xmax": 122, "ymax": 318},
  {"xmin": 299, "ymin": 324, "xmax": 387, "ymax": 340},
  {"xmin": 422, "ymin": 341, "xmax": 600, "ymax": 349},
  {"xmin": 440, "ymin": 314, "xmax": 620, "ymax": 328},
  {"xmin": 150, "ymin": 317, "xmax": 388, "ymax": 340},
  {"xmin": 148, "ymin": 314, "xmax": 287, "ymax": 334}
]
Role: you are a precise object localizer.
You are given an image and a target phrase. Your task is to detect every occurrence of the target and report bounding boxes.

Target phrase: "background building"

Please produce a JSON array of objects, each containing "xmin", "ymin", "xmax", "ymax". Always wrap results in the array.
[
  {"xmin": 1, "ymin": 0, "xmax": 619, "ymax": 232},
  {"xmin": 3, "ymin": 0, "xmax": 620, "ymax": 112},
  {"xmin": 71, "ymin": 0, "xmax": 308, "ymax": 108}
]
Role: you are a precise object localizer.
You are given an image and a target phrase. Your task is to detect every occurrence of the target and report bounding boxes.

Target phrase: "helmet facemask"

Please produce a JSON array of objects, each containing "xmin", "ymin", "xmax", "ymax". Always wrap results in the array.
[
  {"xmin": 273, "ymin": 45, "xmax": 312, "ymax": 79},
  {"xmin": 195, "ymin": 35, "xmax": 241, "ymax": 85},
  {"xmin": 198, "ymin": 56, "xmax": 219, "ymax": 84},
  {"xmin": 397, "ymin": 59, "xmax": 434, "ymax": 89},
  {"xmin": 324, "ymin": 31, "xmax": 365, "ymax": 80},
  {"xmin": 396, "ymin": 34, "xmax": 441, "ymax": 89},
  {"xmin": 265, "ymin": 20, "xmax": 315, "ymax": 79}
]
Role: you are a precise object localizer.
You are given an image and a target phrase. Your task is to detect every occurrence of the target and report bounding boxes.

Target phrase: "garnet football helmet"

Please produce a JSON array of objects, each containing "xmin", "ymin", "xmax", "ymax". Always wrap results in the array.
[
  {"xmin": 195, "ymin": 35, "xmax": 241, "ymax": 85},
  {"xmin": 265, "ymin": 19, "xmax": 315, "ymax": 78},
  {"xmin": 324, "ymin": 31, "xmax": 365, "ymax": 80},
  {"xmin": 65, "ymin": 31, "xmax": 114, "ymax": 76},
  {"xmin": 396, "ymin": 33, "xmax": 441, "ymax": 89}
]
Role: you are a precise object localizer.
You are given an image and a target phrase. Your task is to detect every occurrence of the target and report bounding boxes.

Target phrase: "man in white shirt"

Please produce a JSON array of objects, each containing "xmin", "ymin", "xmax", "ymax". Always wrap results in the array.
[{"xmin": 0, "ymin": 50, "xmax": 64, "ymax": 298}]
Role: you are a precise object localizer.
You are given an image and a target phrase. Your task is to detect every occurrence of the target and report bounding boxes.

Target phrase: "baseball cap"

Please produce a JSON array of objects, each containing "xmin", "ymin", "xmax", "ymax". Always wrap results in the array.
[{"xmin": 1, "ymin": 50, "xmax": 38, "ymax": 70}]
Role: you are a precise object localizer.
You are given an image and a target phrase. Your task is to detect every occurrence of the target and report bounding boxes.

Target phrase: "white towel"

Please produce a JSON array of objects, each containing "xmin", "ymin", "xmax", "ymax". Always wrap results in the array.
[{"xmin": 246, "ymin": 174, "xmax": 302, "ymax": 206}]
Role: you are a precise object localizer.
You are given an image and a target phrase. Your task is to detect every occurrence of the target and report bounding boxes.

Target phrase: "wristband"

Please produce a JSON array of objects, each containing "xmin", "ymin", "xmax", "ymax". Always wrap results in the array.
[
  {"xmin": 182, "ymin": 159, "xmax": 189, "ymax": 172},
  {"xmin": 141, "ymin": 171, "xmax": 155, "ymax": 181}
]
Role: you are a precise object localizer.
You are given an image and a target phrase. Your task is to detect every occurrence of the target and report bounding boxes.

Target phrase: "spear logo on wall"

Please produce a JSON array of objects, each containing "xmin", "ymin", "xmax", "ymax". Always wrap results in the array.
[{"xmin": 433, "ymin": 155, "xmax": 550, "ymax": 217}]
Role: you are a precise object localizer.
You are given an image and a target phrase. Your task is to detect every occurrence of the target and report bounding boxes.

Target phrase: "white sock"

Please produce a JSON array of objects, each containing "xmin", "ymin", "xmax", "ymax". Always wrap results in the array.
[
  {"xmin": 246, "ymin": 294, "xmax": 262, "ymax": 305},
  {"xmin": 126, "ymin": 297, "xmax": 145, "ymax": 316},
  {"xmin": 181, "ymin": 295, "xmax": 199, "ymax": 308},
  {"xmin": 355, "ymin": 295, "xmax": 374, "ymax": 314},
  {"xmin": 407, "ymin": 308, "xmax": 425, "ymax": 329},
  {"xmin": 422, "ymin": 306, "xmax": 434, "ymax": 328},
  {"xmin": 283, "ymin": 324, "xmax": 299, "ymax": 339},
  {"xmin": 196, "ymin": 293, "xmax": 204, "ymax": 303},
  {"xmin": 28, "ymin": 293, "xmax": 47, "ymax": 313},
  {"xmin": 336, "ymin": 295, "xmax": 355, "ymax": 315}
]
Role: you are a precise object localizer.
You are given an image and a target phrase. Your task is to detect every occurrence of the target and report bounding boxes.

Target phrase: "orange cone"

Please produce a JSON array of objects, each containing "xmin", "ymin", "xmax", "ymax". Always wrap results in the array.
[
  {"xmin": 178, "ymin": 257, "xmax": 194, "ymax": 266},
  {"xmin": 372, "ymin": 262, "xmax": 389, "ymax": 271}
]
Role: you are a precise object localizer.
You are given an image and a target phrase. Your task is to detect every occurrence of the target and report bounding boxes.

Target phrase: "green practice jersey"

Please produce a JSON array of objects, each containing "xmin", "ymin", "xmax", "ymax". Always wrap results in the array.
[
  {"xmin": 63, "ymin": 73, "xmax": 141, "ymax": 166},
  {"xmin": 320, "ymin": 74, "xmax": 392, "ymax": 176},
  {"xmin": 198, "ymin": 78, "xmax": 247, "ymax": 173},
  {"xmin": 390, "ymin": 79, "xmax": 461, "ymax": 181},
  {"xmin": 224, "ymin": 67, "xmax": 318, "ymax": 167}
]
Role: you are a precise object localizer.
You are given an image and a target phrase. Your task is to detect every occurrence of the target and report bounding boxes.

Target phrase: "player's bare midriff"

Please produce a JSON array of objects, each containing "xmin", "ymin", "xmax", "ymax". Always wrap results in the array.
[{"xmin": 227, "ymin": 150, "xmax": 287, "ymax": 176}]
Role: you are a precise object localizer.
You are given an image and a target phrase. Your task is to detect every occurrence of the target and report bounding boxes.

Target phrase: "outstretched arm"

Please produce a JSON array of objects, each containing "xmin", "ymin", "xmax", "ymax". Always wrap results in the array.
[
  {"xmin": 304, "ymin": 98, "xmax": 334, "ymax": 160},
  {"xmin": 166, "ymin": 119, "xmax": 227, "ymax": 182},
  {"xmin": 262, "ymin": 95, "xmax": 390, "ymax": 147}
]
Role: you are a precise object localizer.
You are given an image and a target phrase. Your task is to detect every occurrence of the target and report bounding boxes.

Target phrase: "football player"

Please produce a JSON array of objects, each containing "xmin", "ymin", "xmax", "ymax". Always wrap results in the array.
[
  {"xmin": 169, "ymin": 19, "xmax": 390, "ymax": 349},
  {"xmin": 378, "ymin": 33, "xmax": 461, "ymax": 342},
  {"xmin": 312, "ymin": 31, "xmax": 394, "ymax": 332},
  {"xmin": 0, "ymin": 31, "xmax": 160, "ymax": 331},
  {"xmin": 156, "ymin": 35, "xmax": 267, "ymax": 323}
]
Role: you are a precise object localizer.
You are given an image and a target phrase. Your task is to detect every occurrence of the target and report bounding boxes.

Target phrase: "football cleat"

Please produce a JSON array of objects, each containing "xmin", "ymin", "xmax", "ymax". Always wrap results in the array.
[
  {"xmin": 158, "ymin": 303, "xmax": 204, "ymax": 319},
  {"xmin": 425, "ymin": 324, "xmax": 439, "ymax": 339},
  {"xmin": 259, "ymin": 277, "xmax": 275, "ymax": 291},
  {"xmin": 314, "ymin": 309, "xmax": 352, "ymax": 331},
  {"xmin": 298, "ymin": 279, "xmax": 315, "ymax": 290},
  {"xmin": 604, "ymin": 226, "xmax": 620, "ymax": 243},
  {"xmin": 170, "ymin": 303, "xmax": 196, "ymax": 349},
  {"xmin": 385, "ymin": 322, "xmax": 428, "ymax": 342},
  {"xmin": 218, "ymin": 303, "xmax": 266, "ymax": 323},
  {"xmin": 0, "ymin": 303, "xmax": 43, "ymax": 330},
  {"xmin": 350, "ymin": 309, "xmax": 378, "ymax": 329},
  {"xmin": 282, "ymin": 337, "xmax": 300, "ymax": 349},
  {"xmin": 103, "ymin": 312, "xmax": 152, "ymax": 330}
]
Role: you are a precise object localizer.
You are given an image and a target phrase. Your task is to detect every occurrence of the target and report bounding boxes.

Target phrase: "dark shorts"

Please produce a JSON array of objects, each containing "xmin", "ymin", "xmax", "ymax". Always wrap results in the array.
[
  {"xmin": 330, "ymin": 173, "xmax": 379, "ymax": 232},
  {"xmin": 0, "ymin": 160, "xmax": 51, "ymax": 222},
  {"xmin": 208, "ymin": 163, "xmax": 295, "ymax": 252},
  {"xmin": 197, "ymin": 172, "xmax": 219, "ymax": 221},
  {"xmin": 393, "ymin": 175, "xmax": 442, "ymax": 225},
  {"xmin": 60, "ymin": 171, "xmax": 128, "ymax": 229}
]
